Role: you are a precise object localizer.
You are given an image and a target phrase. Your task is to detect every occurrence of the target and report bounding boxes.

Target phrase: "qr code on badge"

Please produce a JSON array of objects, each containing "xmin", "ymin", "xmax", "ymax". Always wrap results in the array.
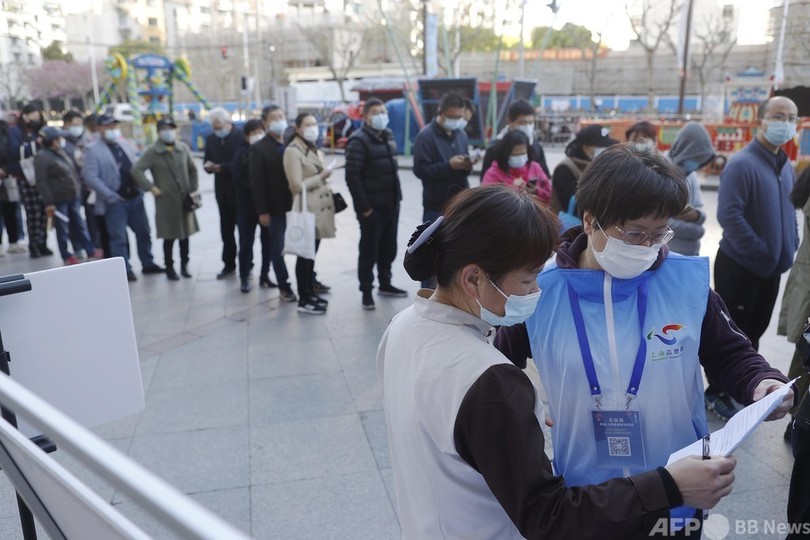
[{"xmin": 607, "ymin": 436, "xmax": 631, "ymax": 457}]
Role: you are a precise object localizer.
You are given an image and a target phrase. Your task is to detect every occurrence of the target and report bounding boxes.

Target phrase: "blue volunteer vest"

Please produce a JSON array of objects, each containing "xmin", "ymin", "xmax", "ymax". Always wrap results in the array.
[{"xmin": 526, "ymin": 253, "xmax": 710, "ymax": 489}]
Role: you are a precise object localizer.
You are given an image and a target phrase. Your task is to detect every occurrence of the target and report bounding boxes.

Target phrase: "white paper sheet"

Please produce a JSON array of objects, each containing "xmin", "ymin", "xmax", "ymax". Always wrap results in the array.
[{"xmin": 667, "ymin": 378, "xmax": 798, "ymax": 465}]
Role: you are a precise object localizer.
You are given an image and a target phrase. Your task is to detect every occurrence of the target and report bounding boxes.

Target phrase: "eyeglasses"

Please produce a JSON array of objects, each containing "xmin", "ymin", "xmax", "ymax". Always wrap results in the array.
[{"xmin": 604, "ymin": 222, "xmax": 674, "ymax": 246}]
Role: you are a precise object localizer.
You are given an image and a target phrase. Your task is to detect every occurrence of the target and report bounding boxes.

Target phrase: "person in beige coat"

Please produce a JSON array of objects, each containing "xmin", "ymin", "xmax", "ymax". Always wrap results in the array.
[
  {"xmin": 132, "ymin": 117, "xmax": 200, "ymax": 280},
  {"xmin": 283, "ymin": 113, "xmax": 336, "ymax": 314},
  {"xmin": 779, "ymin": 167, "xmax": 810, "ymax": 439}
]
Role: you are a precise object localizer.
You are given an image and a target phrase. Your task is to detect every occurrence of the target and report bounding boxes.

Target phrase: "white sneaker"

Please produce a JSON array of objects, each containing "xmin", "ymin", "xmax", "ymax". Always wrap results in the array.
[{"xmin": 7, "ymin": 243, "xmax": 26, "ymax": 254}]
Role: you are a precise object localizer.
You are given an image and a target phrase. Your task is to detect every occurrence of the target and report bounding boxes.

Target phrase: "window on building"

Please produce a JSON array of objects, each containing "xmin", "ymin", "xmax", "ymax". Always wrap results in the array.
[
  {"xmin": 722, "ymin": 5, "xmax": 733, "ymax": 19},
  {"xmin": 118, "ymin": 13, "xmax": 127, "ymax": 26},
  {"xmin": 28, "ymin": 53, "xmax": 34, "ymax": 64},
  {"xmin": 149, "ymin": 37, "xmax": 160, "ymax": 45},
  {"xmin": 147, "ymin": 0, "xmax": 155, "ymax": 5},
  {"xmin": 12, "ymin": 52, "xmax": 20, "ymax": 63},
  {"xmin": 200, "ymin": 6, "xmax": 210, "ymax": 14},
  {"xmin": 148, "ymin": 17, "xmax": 158, "ymax": 27}
]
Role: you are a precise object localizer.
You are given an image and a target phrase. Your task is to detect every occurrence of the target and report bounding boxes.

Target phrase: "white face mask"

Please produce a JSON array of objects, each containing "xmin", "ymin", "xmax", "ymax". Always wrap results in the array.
[
  {"xmin": 67, "ymin": 126, "xmax": 84, "ymax": 138},
  {"xmin": 159, "ymin": 130, "xmax": 176, "ymax": 144},
  {"xmin": 58, "ymin": 138, "xmax": 66, "ymax": 148},
  {"xmin": 249, "ymin": 133, "xmax": 264, "ymax": 145},
  {"xmin": 508, "ymin": 154, "xmax": 529, "ymax": 169},
  {"xmin": 592, "ymin": 224, "xmax": 660, "ymax": 279},
  {"xmin": 763, "ymin": 120, "xmax": 797, "ymax": 147},
  {"xmin": 370, "ymin": 113, "xmax": 389, "ymax": 131},
  {"xmin": 268, "ymin": 120, "xmax": 287, "ymax": 137},
  {"xmin": 634, "ymin": 141, "xmax": 655, "ymax": 153},
  {"xmin": 302, "ymin": 125, "xmax": 319, "ymax": 143},
  {"xmin": 477, "ymin": 278, "xmax": 542, "ymax": 327},
  {"xmin": 104, "ymin": 128, "xmax": 120, "ymax": 142},
  {"xmin": 442, "ymin": 117, "xmax": 464, "ymax": 131},
  {"xmin": 592, "ymin": 146, "xmax": 607, "ymax": 159},
  {"xmin": 516, "ymin": 124, "xmax": 534, "ymax": 144}
]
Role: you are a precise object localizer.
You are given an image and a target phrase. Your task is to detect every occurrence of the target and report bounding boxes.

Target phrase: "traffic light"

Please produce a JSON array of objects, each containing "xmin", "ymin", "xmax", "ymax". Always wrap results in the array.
[{"xmin": 220, "ymin": 46, "xmax": 228, "ymax": 60}]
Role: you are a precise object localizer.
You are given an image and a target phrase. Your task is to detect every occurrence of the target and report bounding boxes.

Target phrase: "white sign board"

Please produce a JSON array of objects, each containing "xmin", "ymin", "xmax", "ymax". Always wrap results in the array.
[{"xmin": 0, "ymin": 258, "xmax": 144, "ymax": 436}]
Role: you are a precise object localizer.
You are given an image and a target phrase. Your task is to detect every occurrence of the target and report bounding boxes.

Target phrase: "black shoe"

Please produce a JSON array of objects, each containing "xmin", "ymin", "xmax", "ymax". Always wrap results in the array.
[
  {"xmin": 312, "ymin": 295, "xmax": 328, "ymax": 306},
  {"xmin": 29, "ymin": 248, "xmax": 41, "ymax": 259},
  {"xmin": 40, "ymin": 245, "xmax": 54, "ymax": 256},
  {"xmin": 259, "ymin": 274, "xmax": 277, "ymax": 288},
  {"xmin": 297, "ymin": 300, "xmax": 327, "ymax": 314},
  {"xmin": 240, "ymin": 278, "xmax": 251, "ymax": 293},
  {"xmin": 142, "ymin": 265, "xmax": 165, "ymax": 274},
  {"xmin": 180, "ymin": 264, "xmax": 191, "ymax": 278},
  {"xmin": 362, "ymin": 291, "xmax": 376, "ymax": 310},
  {"xmin": 126, "ymin": 270, "xmax": 138, "ymax": 282},
  {"xmin": 279, "ymin": 287, "xmax": 298, "ymax": 303},
  {"xmin": 217, "ymin": 267, "xmax": 236, "ymax": 280},
  {"xmin": 312, "ymin": 280, "xmax": 331, "ymax": 294},
  {"xmin": 378, "ymin": 284, "xmax": 408, "ymax": 297},
  {"xmin": 705, "ymin": 389, "xmax": 739, "ymax": 422},
  {"xmin": 166, "ymin": 266, "xmax": 180, "ymax": 281}
]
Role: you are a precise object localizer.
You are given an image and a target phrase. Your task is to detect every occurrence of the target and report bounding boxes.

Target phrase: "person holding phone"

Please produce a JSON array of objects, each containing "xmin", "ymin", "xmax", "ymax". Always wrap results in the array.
[{"xmin": 481, "ymin": 130, "xmax": 551, "ymax": 205}]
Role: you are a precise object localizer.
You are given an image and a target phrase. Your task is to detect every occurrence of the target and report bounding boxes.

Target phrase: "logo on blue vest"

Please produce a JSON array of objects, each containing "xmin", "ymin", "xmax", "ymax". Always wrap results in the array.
[{"xmin": 646, "ymin": 324, "xmax": 684, "ymax": 345}]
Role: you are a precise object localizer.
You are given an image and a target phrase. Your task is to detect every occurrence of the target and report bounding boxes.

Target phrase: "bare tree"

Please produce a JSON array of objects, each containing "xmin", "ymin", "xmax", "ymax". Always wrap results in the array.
[
  {"xmin": 579, "ymin": 31, "xmax": 604, "ymax": 112},
  {"xmin": 0, "ymin": 62, "xmax": 27, "ymax": 109},
  {"xmin": 626, "ymin": 0, "xmax": 680, "ymax": 112},
  {"xmin": 300, "ymin": 24, "xmax": 369, "ymax": 103},
  {"xmin": 690, "ymin": 13, "xmax": 736, "ymax": 114}
]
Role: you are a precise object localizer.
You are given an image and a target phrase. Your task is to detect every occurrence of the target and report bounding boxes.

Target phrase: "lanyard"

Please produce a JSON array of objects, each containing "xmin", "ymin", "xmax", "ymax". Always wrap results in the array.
[{"xmin": 566, "ymin": 280, "xmax": 648, "ymax": 410}]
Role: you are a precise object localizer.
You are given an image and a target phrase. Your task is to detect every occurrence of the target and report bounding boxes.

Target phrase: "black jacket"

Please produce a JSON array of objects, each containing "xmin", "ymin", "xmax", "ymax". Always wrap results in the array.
[
  {"xmin": 412, "ymin": 120, "xmax": 470, "ymax": 212},
  {"xmin": 33, "ymin": 147, "xmax": 82, "ymax": 204},
  {"xmin": 249, "ymin": 135, "xmax": 292, "ymax": 217},
  {"xmin": 482, "ymin": 137, "xmax": 550, "ymax": 178},
  {"xmin": 203, "ymin": 127, "xmax": 243, "ymax": 200},
  {"xmin": 345, "ymin": 125, "xmax": 402, "ymax": 214}
]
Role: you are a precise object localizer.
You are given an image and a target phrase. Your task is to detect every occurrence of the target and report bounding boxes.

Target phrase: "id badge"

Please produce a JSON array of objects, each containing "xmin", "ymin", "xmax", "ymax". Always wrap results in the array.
[{"xmin": 591, "ymin": 409, "xmax": 647, "ymax": 470}]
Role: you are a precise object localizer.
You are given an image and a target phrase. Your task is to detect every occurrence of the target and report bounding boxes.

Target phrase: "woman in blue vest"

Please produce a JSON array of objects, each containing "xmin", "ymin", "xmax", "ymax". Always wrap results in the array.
[{"xmin": 495, "ymin": 144, "xmax": 794, "ymax": 536}]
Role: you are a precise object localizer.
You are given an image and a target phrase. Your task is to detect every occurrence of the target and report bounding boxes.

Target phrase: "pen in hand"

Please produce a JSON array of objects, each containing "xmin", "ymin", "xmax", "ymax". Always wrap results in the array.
[{"xmin": 702, "ymin": 434, "xmax": 711, "ymax": 460}]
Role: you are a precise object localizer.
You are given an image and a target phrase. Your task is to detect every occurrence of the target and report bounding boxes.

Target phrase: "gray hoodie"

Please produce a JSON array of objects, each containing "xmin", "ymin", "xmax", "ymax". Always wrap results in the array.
[{"xmin": 665, "ymin": 122, "xmax": 715, "ymax": 256}]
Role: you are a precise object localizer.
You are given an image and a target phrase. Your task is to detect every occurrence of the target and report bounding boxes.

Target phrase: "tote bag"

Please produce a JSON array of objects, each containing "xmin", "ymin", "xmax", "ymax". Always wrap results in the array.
[
  {"xmin": 19, "ymin": 143, "xmax": 36, "ymax": 185},
  {"xmin": 283, "ymin": 184, "xmax": 316, "ymax": 260}
]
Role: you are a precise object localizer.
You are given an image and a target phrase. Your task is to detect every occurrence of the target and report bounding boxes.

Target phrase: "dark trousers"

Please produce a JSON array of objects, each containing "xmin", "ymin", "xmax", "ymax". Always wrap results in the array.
[
  {"xmin": 96, "ymin": 214, "xmax": 111, "ymax": 258},
  {"xmin": 420, "ymin": 209, "xmax": 442, "ymax": 289},
  {"xmin": 707, "ymin": 248, "xmax": 781, "ymax": 393},
  {"xmin": 0, "ymin": 201, "xmax": 19, "ymax": 244},
  {"xmin": 216, "ymin": 184, "xmax": 238, "ymax": 270},
  {"xmin": 163, "ymin": 238, "xmax": 189, "ymax": 267},
  {"xmin": 236, "ymin": 208, "xmax": 270, "ymax": 279},
  {"xmin": 790, "ymin": 399, "xmax": 810, "ymax": 539},
  {"xmin": 19, "ymin": 177, "xmax": 46, "ymax": 252},
  {"xmin": 358, "ymin": 206, "xmax": 399, "ymax": 292},
  {"xmin": 267, "ymin": 214, "xmax": 290, "ymax": 288},
  {"xmin": 296, "ymin": 239, "xmax": 321, "ymax": 304},
  {"xmin": 713, "ymin": 248, "xmax": 780, "ymax": 351}
]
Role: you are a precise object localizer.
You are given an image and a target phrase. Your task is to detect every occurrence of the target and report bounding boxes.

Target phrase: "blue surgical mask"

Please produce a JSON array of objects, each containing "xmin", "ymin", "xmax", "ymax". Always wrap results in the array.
[
  {"xmin": 763, "ymin": 121, "xmax": 797, "ymax": 147},
  {"xmin": 442, "ymin": 117, "xmax": 464, "ymax": 131},
  {"xmin": 268, "ymin": 120, "xmax": 287, "ymax": 136},
  {"xmin": 508, "ymin": 154, "xmax": 529, "ymax": 169},
  {"xmin": 214, "ymin": 128, "xmax": 230, "ymax": 139},
  {"xmin": 370, "ymin": 113, "xmax": 389, "ymax": 131},
  {"xmin": 477, "ymin": 278, "xmax": 542, "ymax": 327},
  {"xmin": 67, "ymin": 126, "xmax": 84, "ymax": 138}
]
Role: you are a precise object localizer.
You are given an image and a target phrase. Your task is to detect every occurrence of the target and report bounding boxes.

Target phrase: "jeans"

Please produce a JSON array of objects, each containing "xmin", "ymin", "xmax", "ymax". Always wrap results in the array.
[
  {"xmin": 54, "ymin": 199, "xmax": 95, "ymax": 260},
  {"xmin": 104, "ymin": 195, "xmax": 156, "ymax": 272},
  {"xmin": 236, "ymin": 209, "xmax": 270, "ymax": 279},
  {"xmin": 266, "ymin": 214, "xmax": 290, "ymax": 288},
  {"xmin": 419, "ymin": 209, "xmax": 442, "ymax": 289},
  {"xmin": 358, "ymin": 206, "xmax": 399, "ymax": 292}
]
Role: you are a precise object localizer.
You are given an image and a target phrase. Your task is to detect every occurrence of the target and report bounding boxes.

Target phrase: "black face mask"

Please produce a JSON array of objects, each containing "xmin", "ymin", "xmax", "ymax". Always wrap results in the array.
[{"xmin": 26, "ymin": 118, "xmax": 43, "ymax": 131}]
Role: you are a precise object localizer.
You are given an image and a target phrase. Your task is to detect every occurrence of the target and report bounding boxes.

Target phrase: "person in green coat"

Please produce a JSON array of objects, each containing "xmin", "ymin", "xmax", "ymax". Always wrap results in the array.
[{"xmin": 132, "ymin": 117, "xmax": 200, "ymax": 280}]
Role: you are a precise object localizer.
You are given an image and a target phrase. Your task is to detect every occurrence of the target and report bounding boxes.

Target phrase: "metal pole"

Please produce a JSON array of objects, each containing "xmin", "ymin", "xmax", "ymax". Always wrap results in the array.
[
  {"xmin": 422, "ymin": 0, "xmax": 428, "ymax": 75},
  {"xmin": 86, "ymin": 14, "xmax": 100, "ymax": 107},
  {"xmin": 253, "ymin": 1, "xmax": 262, "ymax": 109},
  {"xmin": 677, "ymin": 0, "xmax": 694, "ymax": 115},
  {"xmin": 242, "ymin": 11, "xmax": 250, "ymax": 116},
  {"xmin": 518, "ymin": 0, "xmax": 527, "ymax": 79}
]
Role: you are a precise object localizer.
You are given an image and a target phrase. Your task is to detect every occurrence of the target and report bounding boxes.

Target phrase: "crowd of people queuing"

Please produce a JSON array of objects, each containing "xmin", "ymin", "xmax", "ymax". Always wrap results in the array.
[{"xmin": 0, "ymin": 90, "xmax": 806, "ymax": 536}]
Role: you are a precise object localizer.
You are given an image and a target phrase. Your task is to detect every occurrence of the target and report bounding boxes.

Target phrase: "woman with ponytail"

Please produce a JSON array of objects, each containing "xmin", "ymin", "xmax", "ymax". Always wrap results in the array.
[{"xmin": 379, "ymin": 184, "xmax": 738, "ymax": 539}]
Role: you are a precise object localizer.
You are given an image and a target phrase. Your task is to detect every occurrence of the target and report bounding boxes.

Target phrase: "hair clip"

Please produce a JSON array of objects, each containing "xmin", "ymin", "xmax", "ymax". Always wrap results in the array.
[{"xmin": 407, "ymin": 216, "xmax": 445, "ymax": 254}]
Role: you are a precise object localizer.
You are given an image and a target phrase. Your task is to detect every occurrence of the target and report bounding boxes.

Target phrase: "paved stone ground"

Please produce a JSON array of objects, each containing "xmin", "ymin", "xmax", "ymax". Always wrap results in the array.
[{"xmin": 0, "ymin": 148, "xmax": 798, "ymax": 539}]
